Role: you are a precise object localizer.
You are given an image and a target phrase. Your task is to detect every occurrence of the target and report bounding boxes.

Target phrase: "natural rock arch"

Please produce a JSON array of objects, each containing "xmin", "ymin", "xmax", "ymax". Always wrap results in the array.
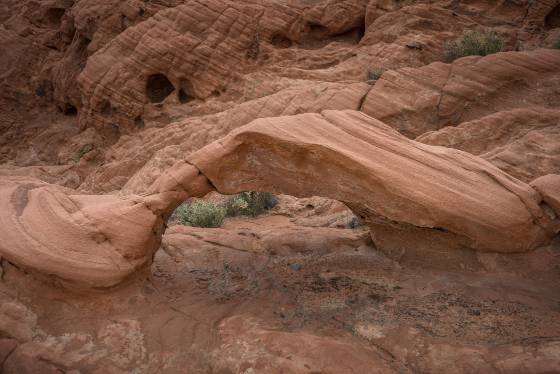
[{"xmin": 0, "ymin": 110, "xmax": 558, "ymax": 288}]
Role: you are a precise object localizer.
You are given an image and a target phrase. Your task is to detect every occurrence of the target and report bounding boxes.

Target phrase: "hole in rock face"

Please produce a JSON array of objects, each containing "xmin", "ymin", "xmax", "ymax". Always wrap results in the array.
[
  {"xmin": 146, "ymin": 74, "xmax": 175, "ymax": 104},
  {"xmin": 300, "ymin": 20, "xmax": 366, "ymax": 49},
  {"xmin": 270, "ymin": 33, "xmax": 293, "ymax": 48},
  {"xmin": 47, "ymin": 8, "xmax": 65, "ymax": 25},
  {"xmin": 178, "ymin": 89, "xmax": 192, "ymax": 104},
  {"xmin": 61, "ymin": 104, "xmax": 77, "ymax": 116},
  {"xmin": 99, "ymin": 101, "xmax": 113, "ymax": 117},
  {"xmin": 35, "ymin": 80, "xmax": 52, "ymax": 97},
  {"xmin": 134, "ymin": 115, "xmax": 144, "ymax": 128},
  {"xmin": 335, "ymin": 22, "xmax": 365, "ymax": 44},
  {"xmin": 178, "ymin": 79, "xmax": 195, "ymax": 104},
  {"xmin": 545, "ymin": 4, "xmax": 560, "ymax": 28},
  {"xmin": 307, "ymin": 23, "xmax": 330, "ymax": 40}
]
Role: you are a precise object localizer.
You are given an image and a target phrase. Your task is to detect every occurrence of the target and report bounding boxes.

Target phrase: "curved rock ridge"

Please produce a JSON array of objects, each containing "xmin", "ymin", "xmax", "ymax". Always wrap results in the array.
[
  {"xmin": 361, "ymin": 49, "xmax": 560, "ymax": 138},
  {"xmin": 1, "ymin": 110, "xmax": 558, "ymax": 286},
  {"xmin": 185, "ymin": 110, "xmax": 556, "ymax": 254}
]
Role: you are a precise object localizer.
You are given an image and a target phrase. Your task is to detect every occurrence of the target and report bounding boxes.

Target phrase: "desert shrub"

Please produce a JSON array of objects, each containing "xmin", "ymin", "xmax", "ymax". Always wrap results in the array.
[
  {"xmin": 367, "ymin": 68, "xmax": 385, "ymax": 82},
  {"xmin": 72, "ymin": 144, "xmax": 93, "ymax": 163},
  {"xmin": 175, "ymin": 200, "xmax": 225, "ymax": 228},
  {"xmin": 348, "ymin": 215, "xmax": 365, "ymax": 229},
  {"xmin": 225, "ymin": 192, "xmax": 278, "ymax": 217},
  {"xmin": 444, "ymin": 31, "xmax": 504, "ymax": 62}
]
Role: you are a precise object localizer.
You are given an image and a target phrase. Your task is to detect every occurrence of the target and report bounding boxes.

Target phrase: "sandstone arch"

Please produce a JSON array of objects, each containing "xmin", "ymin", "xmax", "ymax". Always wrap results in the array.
[{"xmin": 0, "ymin": 110, "xmax": 558, "ymax": 288}]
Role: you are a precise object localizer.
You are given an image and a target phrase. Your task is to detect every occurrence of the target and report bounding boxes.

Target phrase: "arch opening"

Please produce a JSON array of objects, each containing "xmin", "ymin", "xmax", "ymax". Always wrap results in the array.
[{"xmin": 60, "ymin": 103, "xmax": 77, "ymax": 116}]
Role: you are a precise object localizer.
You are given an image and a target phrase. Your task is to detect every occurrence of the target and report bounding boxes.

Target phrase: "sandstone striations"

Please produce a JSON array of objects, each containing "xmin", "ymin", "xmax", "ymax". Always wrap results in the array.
[{"xmin": 1, "ymin": 0, "xmax": 560, "ymax": 372}]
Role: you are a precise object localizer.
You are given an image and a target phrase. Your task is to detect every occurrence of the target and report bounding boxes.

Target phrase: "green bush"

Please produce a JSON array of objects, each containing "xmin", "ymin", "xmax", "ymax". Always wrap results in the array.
[
  {"xmin": 72, "ymin": 144, "xmax": 93, "ymax": 163},
  {"xmin": 225, "ymin": 192, "xmax": 278, "ymax": 217},
  {"xmin": 444, "ymin": 31, "xmax": 504, "ymax": 62},
  {"xmin": 175, "ymin": 200, "xmax": 225, "ymax": 228},
  {"xmin": 367, "ymin": 68, "xmax": 385, "ymax": 82}
]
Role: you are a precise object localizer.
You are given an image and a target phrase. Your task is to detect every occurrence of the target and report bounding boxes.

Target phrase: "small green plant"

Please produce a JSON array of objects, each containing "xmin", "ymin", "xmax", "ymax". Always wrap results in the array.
[
  {"xmin": 367, "ymin": 68, "xmax": 385, "ymax": 82},
  {"xmin": 348, "ymin": 215, "xmax": 365, "ymax": 229},
  {"xmin": 175, "ymin": 200, "xmax": 226, "ymax": 228},
  {"xmin": 72, "ymin": 144, "xmax": 93, "ymax": 163},
  {"xmin": 225, "ymin": 192, "xmax": 278, "ymax": 217},
  {"xmin": 173, "ymin": 192, "xmax": 277, "ymax": 228},
  {"xmin": 444, "ymin": 30, "xmax": 504, "ymax": 62}
]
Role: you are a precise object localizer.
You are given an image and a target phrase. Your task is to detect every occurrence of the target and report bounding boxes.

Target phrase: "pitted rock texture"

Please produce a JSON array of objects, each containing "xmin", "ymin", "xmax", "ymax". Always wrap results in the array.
[{"xmin": 76, "ymin": 0, "xmax": 369, "ymax": 135}]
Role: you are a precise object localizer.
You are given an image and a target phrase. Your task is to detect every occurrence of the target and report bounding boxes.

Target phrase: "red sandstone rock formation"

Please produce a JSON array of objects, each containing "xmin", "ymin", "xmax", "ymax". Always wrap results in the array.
[
  {"xmin": 1, "ymin": 0, "xmax": 560, "ymax": 371},
  {"xmin": 1, "ymin": 109, "xmax": 558, "ymax": 287}
]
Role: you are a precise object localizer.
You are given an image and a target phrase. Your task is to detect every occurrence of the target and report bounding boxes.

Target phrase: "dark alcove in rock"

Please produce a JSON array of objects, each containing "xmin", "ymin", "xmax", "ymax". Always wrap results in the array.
[{"xmin": 146, "ymin": 74, "xmax": 175, "ymax": 104}]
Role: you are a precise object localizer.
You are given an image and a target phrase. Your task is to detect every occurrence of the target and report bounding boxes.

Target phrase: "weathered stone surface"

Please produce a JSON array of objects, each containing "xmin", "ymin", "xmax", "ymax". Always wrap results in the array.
[
  {"xmin": 76, "ymin": 0, "xmax": 369, "ymax": 135},
  {"xmin": 417, "ymin": 108, "xmax": 560, "ymax": 182},
  {"xmin": 1, "ymin": 0, "xmax": 560, "ymax": 371},
  {"xmin": 164, "ymin": 224, "xmax": 371, "ymax": 258},
  {"xmin": 361, "ymin": 49, "xmax": 560, "ymax": 138},
  {"xmin": 531, "ymin": 174, "xmax": 560, "ymax": 216},
  {"xmin": 210, "ymin": 315, "xmax": 400, "ymax": 373},
  {"xmin": 0, "ymin": 178, "xmax": 161, "ymax": 287},
  {"xmin": 84, "ymin": 81, "xmax": 370, "ymax": 194}
]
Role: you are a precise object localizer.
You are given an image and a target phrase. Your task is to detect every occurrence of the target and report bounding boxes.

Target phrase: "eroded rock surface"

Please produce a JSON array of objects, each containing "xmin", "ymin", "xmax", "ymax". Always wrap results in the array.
[
  {"xmin": 362, "ymin": 49, "xmax": 560, "ymax": 138},
  {"xmin": 1, "ymin": 0, "xmax": 560, "ymax": 371}
]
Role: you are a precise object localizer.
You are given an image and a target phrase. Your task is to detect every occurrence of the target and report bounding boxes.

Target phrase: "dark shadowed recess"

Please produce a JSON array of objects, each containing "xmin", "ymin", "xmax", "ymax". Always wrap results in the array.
[{"xmin": 146, "ymin": 74, "xmax": 175, "ymax": 103}]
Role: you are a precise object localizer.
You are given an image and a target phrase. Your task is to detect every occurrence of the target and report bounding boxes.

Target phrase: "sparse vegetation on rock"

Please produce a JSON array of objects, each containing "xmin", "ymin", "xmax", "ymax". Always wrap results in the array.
[
  {"xmin": 225, "ymin": 192, "xmax": 278, "ymax": 217},
  {"xmin": 367, "ymin": 68, "xmax": 385, "ymax": 82},
  {"xmin": 444, "ymin": 31, "xmax": 504, "ymax": 62},
  {"xmin": 72, "ymin": 144, "xmax": 93, "ymax": 163},
  {"xmin": 175, "ymin": 200, "xmax": 226, "ymax": 228},
  {"xmin": 174, "ymin": 192, "xmax": 278, "ymax": 228}
]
